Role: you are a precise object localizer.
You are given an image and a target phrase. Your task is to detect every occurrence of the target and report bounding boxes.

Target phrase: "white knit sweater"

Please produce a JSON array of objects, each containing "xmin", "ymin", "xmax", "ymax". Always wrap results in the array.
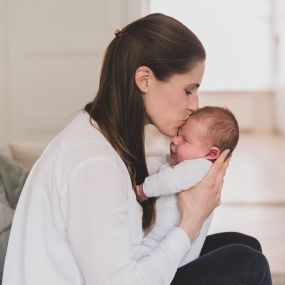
[{"xmin": 135, "ymin": 157, "xmax": 212, "ymax": 267}]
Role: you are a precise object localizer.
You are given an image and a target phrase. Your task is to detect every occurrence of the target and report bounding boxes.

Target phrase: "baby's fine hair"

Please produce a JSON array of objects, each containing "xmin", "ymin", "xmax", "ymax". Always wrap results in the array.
[{"xmin": 190, "ymin": 106, "xmax": 239, "ymax": 155}]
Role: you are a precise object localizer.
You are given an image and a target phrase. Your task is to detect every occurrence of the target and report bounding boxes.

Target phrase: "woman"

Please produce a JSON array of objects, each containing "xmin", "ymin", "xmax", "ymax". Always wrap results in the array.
[{"xmin": 3, "ymin": 13, "xmax": 271, "ymax": 284}]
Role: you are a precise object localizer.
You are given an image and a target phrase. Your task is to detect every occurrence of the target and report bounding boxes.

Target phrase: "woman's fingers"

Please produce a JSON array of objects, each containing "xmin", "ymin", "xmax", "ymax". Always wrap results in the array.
[
  {"xmin": 216, "ymin": 155, "xmax": 230, "ymax": 180},
  {"xmin": 205, "ymin": 149, "xmax": 230, "ymax": 183},
  {"xmin": 215, "ymin": 155, "xmax": 231, "ymax": 192}
]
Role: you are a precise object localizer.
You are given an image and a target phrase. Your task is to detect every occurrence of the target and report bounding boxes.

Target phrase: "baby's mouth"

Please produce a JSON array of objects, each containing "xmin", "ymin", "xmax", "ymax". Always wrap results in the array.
[
  {"xmin": 170, "ymin": 144, "xmax": 176, "ymax": 159},
  {"xmin": 170, "ymin": 150, "xmax": 176, "ymax": 166}
]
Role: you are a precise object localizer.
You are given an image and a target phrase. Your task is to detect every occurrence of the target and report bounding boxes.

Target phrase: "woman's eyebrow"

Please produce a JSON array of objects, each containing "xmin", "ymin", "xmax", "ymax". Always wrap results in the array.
[{"xmin": 185, "ymin": 83, "xmax": 200, "ymax": 89}]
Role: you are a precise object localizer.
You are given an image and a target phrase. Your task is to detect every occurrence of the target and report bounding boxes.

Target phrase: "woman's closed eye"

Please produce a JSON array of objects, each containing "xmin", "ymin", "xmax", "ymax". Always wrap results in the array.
[
  {"xmin": 185, "ymin": 90, "xmax": 193, "ymax": 96},
  {"xmin": 181, "ymin": 136, "xmax": 191, "ymax": 144}
]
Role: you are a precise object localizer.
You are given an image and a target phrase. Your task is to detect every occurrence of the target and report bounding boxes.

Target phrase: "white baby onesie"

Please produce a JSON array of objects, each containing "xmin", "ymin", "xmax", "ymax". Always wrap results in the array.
[{"xmin": 136, "ymin": 157, "xmax": 212, "ymax": 267}]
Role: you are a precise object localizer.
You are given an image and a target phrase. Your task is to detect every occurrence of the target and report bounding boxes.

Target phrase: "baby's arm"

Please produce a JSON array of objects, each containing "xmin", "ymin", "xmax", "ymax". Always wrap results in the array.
[{"xmin": 141, "ymin": 158, "xmax": 212, "ymax": 199}]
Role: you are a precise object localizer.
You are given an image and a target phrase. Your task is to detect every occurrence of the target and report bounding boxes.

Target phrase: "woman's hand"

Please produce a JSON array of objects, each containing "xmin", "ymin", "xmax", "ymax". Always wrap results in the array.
[{"xmin": 177, "ymin": 149, "xmax": 230, "ymax": 242}]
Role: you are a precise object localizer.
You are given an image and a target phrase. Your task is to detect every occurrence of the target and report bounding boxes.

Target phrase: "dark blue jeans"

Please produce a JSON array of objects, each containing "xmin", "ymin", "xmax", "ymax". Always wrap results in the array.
[{"xmin": 171, "ymin": 232, "xmax": 272, "ymax": 285}]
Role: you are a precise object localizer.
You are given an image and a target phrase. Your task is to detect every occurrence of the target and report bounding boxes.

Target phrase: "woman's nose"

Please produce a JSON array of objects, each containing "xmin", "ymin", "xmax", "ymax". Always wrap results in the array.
[{"xmin": 188, "ymin": 93, "xmax": 199, "ymax": 112}]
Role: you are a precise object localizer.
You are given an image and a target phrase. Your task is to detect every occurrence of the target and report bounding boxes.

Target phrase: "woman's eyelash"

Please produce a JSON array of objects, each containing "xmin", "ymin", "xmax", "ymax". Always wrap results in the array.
[
  {"xmin": 185, "ymin": 90, "xmax": 192, "ymax": 95},
  {"xmin": 181, "ymin": 136, "xmax": 190, "ymax": 143},
  {"xmin": 184, "ymin": 136, "xmax": 191, "ymax": 143}
]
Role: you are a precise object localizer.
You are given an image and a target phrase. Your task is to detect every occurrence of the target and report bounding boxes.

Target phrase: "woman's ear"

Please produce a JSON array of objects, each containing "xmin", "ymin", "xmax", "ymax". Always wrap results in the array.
[
  {"xmin": 205, "ymin": 147, "xmax": 220, "ymax": 160},
  {"xmin": 135, "ymin": 66, "xmax": 152, "ymax": 93}
]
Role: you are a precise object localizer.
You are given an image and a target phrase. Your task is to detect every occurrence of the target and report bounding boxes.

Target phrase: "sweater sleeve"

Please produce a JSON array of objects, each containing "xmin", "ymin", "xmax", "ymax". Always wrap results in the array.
[
  {"xmin": 135, "ymin": 195, "xmax": 214, "ymax": 267},
  {"xmin": 179, "ymin": 212, "xmax": 214, "ymax": 267},
  {"xmin": 143, "ymin": 158, "xmax": 212, "ymax": 197},
  {"xmin": 64, "ymin": 158, "xmax": 191, "ymax": 285}
]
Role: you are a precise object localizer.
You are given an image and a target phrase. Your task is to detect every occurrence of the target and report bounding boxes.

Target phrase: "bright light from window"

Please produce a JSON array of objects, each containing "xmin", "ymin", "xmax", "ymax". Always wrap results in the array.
[{"xmin": 150, "ymin": 0, "xmax": 273, "ymax": 91}]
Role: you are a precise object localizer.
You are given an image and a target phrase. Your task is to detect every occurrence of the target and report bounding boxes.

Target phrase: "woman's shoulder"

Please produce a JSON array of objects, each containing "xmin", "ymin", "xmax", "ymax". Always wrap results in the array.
[
  {"xmin": 55, "ymin": 111, "xmax": 106, "ymax": 148},
  {"xmin": 36, "ymin": 112, "xmax": 120, "ymax": 176}
]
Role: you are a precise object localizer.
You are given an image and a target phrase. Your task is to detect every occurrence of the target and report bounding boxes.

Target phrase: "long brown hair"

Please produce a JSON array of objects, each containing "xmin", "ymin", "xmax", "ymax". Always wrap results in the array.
[{"xmin": 85, "ymin": 13, "xmax": 206, "ymax": 231}]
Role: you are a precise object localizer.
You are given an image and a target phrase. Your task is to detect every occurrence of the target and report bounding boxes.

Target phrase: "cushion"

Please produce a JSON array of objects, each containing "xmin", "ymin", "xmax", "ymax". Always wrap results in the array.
[
  {"xmin": 0, "ymin": 154, "xmax": 29, "ymax": 209},
  {"xmin": 0, "ymin": 146, "xmax": 12, "ymax": 159},
  {"xmin": 0, "ymin": 154, "xmax": 29, "ymax": 283},
  {"xmin": 0, "ymin": 203, "xmax": 14, "ymax": 284},
  {"xmin": 9, "ymin": 142, "xmax": 46, "ymax": 170}
]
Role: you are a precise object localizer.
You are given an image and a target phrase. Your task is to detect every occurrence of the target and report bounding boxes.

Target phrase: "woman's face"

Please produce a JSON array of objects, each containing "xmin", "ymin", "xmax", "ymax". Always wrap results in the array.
[{"xmin": 143, "ymin": 61, "xmax": 205, "ymax": 137}]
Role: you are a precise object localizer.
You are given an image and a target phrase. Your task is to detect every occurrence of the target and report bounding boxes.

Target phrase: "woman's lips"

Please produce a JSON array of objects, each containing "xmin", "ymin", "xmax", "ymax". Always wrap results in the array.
[{"xmin": 179, "ymin": 119, "xmax": 187, "ymax": 128}]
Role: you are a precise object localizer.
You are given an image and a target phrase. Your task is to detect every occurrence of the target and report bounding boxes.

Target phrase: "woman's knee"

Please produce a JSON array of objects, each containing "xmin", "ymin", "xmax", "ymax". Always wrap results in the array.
[
  {"xmin": 227, "ymin": 244, "xmax": 261, "ymax": 258},
  {"xmin": 174, "ymin": 244, "xmax": 271, "ymax": 285},
  {"xmin": 243, "ymin": 245, "xmax": 272, "ymax": 284},
  {"xmin": 230, "ymin": 232, "xmax": 262, "ymax": 252},
  {"xmin": 227, "ymin": 244, "xmax": 271, "ymax": 277},
  {"xmin": 207, "ymin": 232, "xmax": 262, "ymax": 252}
]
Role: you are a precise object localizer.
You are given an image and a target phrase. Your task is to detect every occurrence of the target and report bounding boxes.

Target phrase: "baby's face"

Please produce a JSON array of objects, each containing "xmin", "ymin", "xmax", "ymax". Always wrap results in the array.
[{"xmin": 169, "ymin": 118, "xmax": 210, "ymax": 165}]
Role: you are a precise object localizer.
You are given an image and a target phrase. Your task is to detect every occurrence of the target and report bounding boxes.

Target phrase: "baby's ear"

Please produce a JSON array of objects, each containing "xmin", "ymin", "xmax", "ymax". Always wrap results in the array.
[{"xmin": 205, "ymin": 147, "xmax": 220, "ymax": 160}]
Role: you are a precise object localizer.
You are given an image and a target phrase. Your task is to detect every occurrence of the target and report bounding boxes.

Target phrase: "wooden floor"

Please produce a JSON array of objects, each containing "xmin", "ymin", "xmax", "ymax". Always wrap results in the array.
[{"xmin": 145, "ymin": 129, "xmax": 285, "ymax": 280}]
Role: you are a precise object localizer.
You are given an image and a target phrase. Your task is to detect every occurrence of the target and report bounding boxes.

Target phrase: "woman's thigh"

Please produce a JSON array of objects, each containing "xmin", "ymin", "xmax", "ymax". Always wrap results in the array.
[
  {"xmin": 171, "ymin": 244, "xmax": 272, "ymax": 285},
  {"xmin": 200, "ymin": 232, "xmax": 262, "ymax": 256}
]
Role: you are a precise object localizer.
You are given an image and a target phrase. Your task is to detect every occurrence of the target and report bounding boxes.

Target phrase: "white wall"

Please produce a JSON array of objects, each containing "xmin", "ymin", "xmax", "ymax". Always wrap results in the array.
[
  {"xmin": 0, "ymin": 0, "xmax": 144, "ymax": 144},
  {"xmin": 0, "ymin": 0, "xmax": 280, "ymax": 145},
  {"xmin": 7, "ymin": 0, "xmax": 117, "ymax": 142},
  {"xmin": 274, "ymin": 0, "xmax": 285, "ymax": 134},
  {"xmin": 199, "ymin": 92, "xmax": 274, "ymax": 133},
  {"xmin": 150, "ymin": 0, "xmax": 273, "ymax": 92},
  {"xmin": 0, "ymin": 0, "xmax": 9, "ymax": 144}
]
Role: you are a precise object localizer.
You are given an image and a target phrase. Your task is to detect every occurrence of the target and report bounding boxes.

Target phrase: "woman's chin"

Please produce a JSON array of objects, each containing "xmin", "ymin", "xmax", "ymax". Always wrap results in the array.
[{"xmin": 158, "ymin": 127, "xmax": 177, "ymax": 138}]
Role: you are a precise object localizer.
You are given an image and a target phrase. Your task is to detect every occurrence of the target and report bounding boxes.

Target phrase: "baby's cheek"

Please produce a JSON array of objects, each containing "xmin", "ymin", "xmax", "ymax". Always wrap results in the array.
[{"xmin": 176, "ymin": 149, "xmax": 187, "ymax": 163}]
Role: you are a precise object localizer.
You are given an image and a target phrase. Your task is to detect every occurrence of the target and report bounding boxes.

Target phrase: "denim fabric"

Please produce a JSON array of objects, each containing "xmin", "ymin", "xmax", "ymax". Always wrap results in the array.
[{"xmin": 171, "ymin": 232, "xmax": 272, "ymax": 285}]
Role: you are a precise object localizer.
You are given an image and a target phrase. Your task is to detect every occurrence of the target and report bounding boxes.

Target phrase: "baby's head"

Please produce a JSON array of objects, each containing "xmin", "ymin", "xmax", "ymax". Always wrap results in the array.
[{"xmin": 170, "ymin": 106, "xmax": 239, "ymax": 165}]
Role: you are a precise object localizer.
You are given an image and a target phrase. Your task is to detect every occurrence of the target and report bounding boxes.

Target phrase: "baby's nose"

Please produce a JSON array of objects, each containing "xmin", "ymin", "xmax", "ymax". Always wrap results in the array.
[{"xmin": 172, "ymin": 135, "xmax": 182, "ymax": 145}]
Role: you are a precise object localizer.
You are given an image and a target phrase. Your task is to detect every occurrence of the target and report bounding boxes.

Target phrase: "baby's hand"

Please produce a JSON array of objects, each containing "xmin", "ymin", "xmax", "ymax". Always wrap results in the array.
[{"xmin": 135, "ymin": 184, "xmax": 148, "ymax": 202}]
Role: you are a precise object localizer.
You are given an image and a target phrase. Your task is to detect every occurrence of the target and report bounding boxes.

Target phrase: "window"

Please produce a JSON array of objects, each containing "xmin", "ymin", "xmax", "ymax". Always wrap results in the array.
[{"xmin": 150, "ymin": 0, "xmax": 273, "ymax": 91}]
